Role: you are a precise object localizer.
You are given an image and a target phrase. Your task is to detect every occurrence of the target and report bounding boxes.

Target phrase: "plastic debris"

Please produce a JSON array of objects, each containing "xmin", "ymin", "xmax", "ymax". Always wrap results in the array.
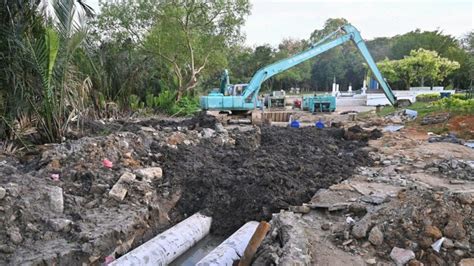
[
  {"xmin": 431, "ymin": 237, "xmax": 445, "ymax": 253},
  {"xmin": 383, "ymin": 125, "xmax": 404, "ymax": 132},
  {"xmin": 51, "ymin": 174, "xmax": 60, "ymax": 181},
  {"xmin": 464, "ymin": 141, "xmax": 474, "ymax": 149},
  {"xmin": 102, "ymin": 159, "xmax": 113, "ymax": 169},
  {"xmin": 346, "ymin": 216, "xmax": 355, "ymax": 224},
  {"xmin": 404, "ymin": 109, "xmax": 418, "ymax": 119},
  {"xmin": 104, "ymin": 255, "xmax": 115, "ymax": 265}
]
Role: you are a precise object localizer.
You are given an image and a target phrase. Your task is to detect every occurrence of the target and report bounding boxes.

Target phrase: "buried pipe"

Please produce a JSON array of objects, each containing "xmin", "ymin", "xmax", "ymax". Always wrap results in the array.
[
  {"xmin": 196, "ymin": 221, "xmax": 259, "ymax": 265},
  {"xmin": 110, "ymin": 213, "xmax": 212, "ymax": 266}
]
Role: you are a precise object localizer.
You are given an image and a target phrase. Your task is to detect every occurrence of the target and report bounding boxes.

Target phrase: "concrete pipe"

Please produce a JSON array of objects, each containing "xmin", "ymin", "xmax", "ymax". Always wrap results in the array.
[
  {"xmin": 111, "ymin": 213, "xmax": 212, "ymax": 266},
  {"xmin": 196, "ymin": 221, "xmax": 259, "ymax": 266}
]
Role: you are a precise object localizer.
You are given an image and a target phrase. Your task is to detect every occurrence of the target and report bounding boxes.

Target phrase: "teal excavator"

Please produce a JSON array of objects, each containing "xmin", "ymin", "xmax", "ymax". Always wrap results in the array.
[{"xmin": 200, "ymin": 24, "xmax": 403, "ymax": 113}]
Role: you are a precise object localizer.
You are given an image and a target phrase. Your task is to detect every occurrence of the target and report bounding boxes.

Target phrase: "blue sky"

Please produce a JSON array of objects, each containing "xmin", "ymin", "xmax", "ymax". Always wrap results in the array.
[{"xmin": 90, "ymin": 0, "xmax": 473, "ymax": 46}]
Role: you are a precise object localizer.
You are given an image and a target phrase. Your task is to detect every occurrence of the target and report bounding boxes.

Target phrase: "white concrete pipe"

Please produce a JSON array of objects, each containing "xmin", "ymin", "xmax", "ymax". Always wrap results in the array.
[
  {"xmin": 111, "ymin": 213, "xmax": 212, "ymax": 266},
  {"xmin": 196, "ymin": 221, "xmax": 259, "ymax": 266}
]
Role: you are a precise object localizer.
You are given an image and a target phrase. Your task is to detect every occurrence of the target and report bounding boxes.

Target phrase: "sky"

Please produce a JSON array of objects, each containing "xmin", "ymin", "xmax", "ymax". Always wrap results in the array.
[{"xmin": 90, "ymin": 0, "xmax": 473, "ymax": 46}]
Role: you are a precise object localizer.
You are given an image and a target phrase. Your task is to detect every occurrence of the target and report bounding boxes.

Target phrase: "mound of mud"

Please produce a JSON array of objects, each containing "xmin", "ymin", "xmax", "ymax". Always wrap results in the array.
[{"xmin": 160, "ymin": 126, "xmax": 372, "ymax": 235}]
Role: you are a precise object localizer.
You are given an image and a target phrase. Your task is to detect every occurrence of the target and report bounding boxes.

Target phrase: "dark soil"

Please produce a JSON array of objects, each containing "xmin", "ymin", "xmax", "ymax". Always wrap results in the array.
[{"xmin": 159, "ymin": 126, "xmax": 373, "ymax": 235}]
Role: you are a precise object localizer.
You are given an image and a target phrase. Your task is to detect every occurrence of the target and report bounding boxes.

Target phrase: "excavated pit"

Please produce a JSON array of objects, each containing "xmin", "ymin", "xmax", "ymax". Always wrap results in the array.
[{"xmin": 160, "ymin": 125, "xmax": 373, "ymax": 235}]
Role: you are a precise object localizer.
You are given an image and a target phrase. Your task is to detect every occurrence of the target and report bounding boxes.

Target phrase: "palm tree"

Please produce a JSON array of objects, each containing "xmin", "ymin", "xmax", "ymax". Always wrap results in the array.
[{"xmin": 0, "ymin": 0, "xmax": 94, "ymax": 142}]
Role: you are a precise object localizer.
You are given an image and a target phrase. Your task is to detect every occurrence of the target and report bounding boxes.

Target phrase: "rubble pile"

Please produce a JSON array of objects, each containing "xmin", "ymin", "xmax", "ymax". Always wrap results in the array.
[
  {"xmin": 0, "ymin": 114, "xmax": 232, "ymax": 265},
  {"xmin": 344, "ymin": 189, "xmax": 473, "ymax": 265},
  {"xmin": 428, "ymin": 159, "xmax": 474, "ymax": 180}
]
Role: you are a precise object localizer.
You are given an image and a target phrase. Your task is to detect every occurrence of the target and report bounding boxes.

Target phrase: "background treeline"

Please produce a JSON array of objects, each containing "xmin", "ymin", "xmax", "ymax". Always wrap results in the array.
[{"xmin": 0, "ymin": 1, "xmax": 472, "ymax": 143}]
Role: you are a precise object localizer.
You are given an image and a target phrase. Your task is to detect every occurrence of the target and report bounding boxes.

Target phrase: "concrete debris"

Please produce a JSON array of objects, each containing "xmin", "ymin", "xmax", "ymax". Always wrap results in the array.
[
  {"xmin": 134, "ymin": 167, "xmax": 163, "ymax": 181},
  {"xmin": 390, "ymin": 247, "xmax": 415, "ymax": 266},
  {"xmin": 383, "ymin": 125, "xmax": 404, "ymax": 132},
  {"xmin": 109, "ymin": 172, "xmax": 136, "ymax": 201},
  {"xmin": 45, "ymin": 185, "xmax": 64, "ymax": 213}
]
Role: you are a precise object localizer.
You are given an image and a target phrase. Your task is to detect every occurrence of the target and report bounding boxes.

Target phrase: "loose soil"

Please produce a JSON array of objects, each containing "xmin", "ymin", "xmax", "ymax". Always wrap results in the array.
[{"xmin": 161, "ymin": 126, "xmax": 373, "ymax": 235}]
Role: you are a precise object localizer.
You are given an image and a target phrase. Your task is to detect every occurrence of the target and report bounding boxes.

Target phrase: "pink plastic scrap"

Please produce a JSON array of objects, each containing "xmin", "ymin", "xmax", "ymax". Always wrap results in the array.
[
  {"xmin": 104, "ymin": 255, "xmax": 115, "ymax": 265},
  {"xmin": 51, "ymin": 174, "xmax": 60, "ymax": 181},
  {"xmin": 103, "ymin": 159, "xmax": 113, "ymax": 168}
]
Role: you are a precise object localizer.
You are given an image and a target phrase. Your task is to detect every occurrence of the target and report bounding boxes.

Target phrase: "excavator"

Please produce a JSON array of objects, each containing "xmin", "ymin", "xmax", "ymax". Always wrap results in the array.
[{"xmin": 200, "ymin": 24, "xmax": 406, "ymax": 118}]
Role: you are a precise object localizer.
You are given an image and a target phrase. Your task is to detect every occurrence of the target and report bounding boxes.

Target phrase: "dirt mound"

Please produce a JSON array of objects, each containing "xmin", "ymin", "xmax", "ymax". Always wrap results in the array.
[{"xmin": 160, "ymin": 126, "xmax": 373, "ymax": 235}]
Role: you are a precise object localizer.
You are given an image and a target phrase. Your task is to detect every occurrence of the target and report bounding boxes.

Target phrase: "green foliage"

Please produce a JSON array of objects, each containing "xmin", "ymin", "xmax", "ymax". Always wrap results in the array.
[
  {"xmin": 170, "ymin": 96, "xmax": 200, "ymax": 116},
  {"xmin": 415, "ymin": 93, "xmax": 440, "ymax": 102},
  {"xmin": 144, "ymin": 0, "xmax": 251, "ymax": 99},
  {"xmin": 129, "ymin": 94, "xmax": 143, "ymax": 111},
  {"xmin": 377, "ymin": 49, "xmax": 460, "ymax": 89},
  {"xmin": 434, "ymin": 97, "xmax": 474, "ymax": 114}
]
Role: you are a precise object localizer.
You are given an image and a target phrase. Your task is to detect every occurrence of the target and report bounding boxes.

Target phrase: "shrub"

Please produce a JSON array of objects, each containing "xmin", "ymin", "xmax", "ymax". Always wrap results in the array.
[
  {"xmin": 416, "ymin": 93, "xmax": 440, "ymax": 102},
  {"xmin": 433, "ymin": 97, "xmax": 474, "ymax": 114},
  {"xmin": 171, "ymin": 96, "xmax": 200, "ymax": 116}
]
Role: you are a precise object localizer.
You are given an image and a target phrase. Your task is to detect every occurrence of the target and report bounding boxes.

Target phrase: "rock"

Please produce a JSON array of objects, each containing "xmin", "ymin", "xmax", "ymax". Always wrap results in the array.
[
  {"xmin": 352, "ymin": 217, "xmax": 371, "ymax": 239},
  {"xmin": 425, "ymin": 225, "xmax": 442, "ymax": 239},
  {"xmin": 459, "ymin": 258, "xmax": 474, "ymax": 266},
  {"xmin": 0, "ymin": 186, "xmax": 6, "ymax": 199},
  {"xmin": 454, "ymin": 239, "xmax": 470, "ymax": 250},
  {"xmin": 454, "ymin": 249, "xmax": 466, "ymax": 257},
  {"xmin": 45, "ymin": 185, "xmax": 64, "ymax": 213},
  {"xmin": 214, "ymin": 123, "xmax": 226, "ymax": 133},
  {"xmin": 368, "ymin": 226, "xmax": 384, "ymax": 245},
  {"xmin": 134, "ymin": 167, "xmax": 163, "ymax": 181},
  {"xmin": 321, "ymin": 223, "xmax": 331, "ymax": 231},
  {"xmin": 408, "ymin": 260, "xmax": 424, "ymax": 266},
  {"xmin": 349, "ymin": 203, "xmax": 367, "ymax": 216},
  {"xmin": 8, "ymin": 227, "xmax": 23, "ymax": 244},
  {"xmin": 365, "ymin": 258, "xmax": 376, "ymax": 265},
  {"xmin": 443, "ymin": 219, "xmax": 466, "ymax": 240},
  {"xmin": 382, "ymin": 160, "xmax": 392, "ymax": 166},
  {"xmin": 442, "ymin": 238, "xmax": 454, "ymax": 249},
  {"xmin": 390, "ymin": 247, "xmax": 415, "ymax": 266},
  {"xmin": 457, "ymin": 192, "xmax": 473, "ymax": 204},
  {"xmin": 361, "ymin": 195, "xmax": 387, "ymax": 205},
  {"xmin": 48, "ymin": 218, "xmax": 72, "ymax": 232},
  {"xmin": 200, "ymin": 128, "xmax": 215, "ymax": 138}
]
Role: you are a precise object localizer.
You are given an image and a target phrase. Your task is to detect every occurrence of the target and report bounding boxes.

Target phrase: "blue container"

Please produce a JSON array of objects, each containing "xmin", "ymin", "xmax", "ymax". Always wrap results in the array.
[
  {"xmin": 290, "ymin": 120, "xmax": 300, "ymax": 128},
  {"xmin": 315, "ymin": 121, "xmax": 325, "ymax": 129},
  {"xmin": 440, "ymin": 92, "xmax": 451, "ymax": 98}
]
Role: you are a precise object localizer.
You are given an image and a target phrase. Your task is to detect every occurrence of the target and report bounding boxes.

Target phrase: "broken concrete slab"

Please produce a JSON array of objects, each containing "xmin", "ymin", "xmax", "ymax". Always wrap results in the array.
[
  {"xmin": 44, "ymin": 185, "xmax": 64, "ymax": 213},
  {"xmin": 134, "ymin": 167, "xmax": 163, "ymax": 181},
  {"xmin": 390, "ymin": 247, "xmax": 415, "ymax": 266}
]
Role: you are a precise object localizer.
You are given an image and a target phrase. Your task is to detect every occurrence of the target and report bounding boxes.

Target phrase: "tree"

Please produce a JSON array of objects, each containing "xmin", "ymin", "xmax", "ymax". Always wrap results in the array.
[
  {"xmin": 144, "ymin": 0, "xmax": 251, "ymax": 100},
  {"xmin": 377, "ymin": 49, "xmax": 460, "ymax": 89}
]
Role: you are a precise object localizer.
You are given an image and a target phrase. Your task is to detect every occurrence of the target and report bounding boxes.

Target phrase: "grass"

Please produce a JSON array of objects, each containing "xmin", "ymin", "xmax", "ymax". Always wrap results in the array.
[{"xmin": 375, "ymin": 101, "xmax": 439, "ymax": 117}]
